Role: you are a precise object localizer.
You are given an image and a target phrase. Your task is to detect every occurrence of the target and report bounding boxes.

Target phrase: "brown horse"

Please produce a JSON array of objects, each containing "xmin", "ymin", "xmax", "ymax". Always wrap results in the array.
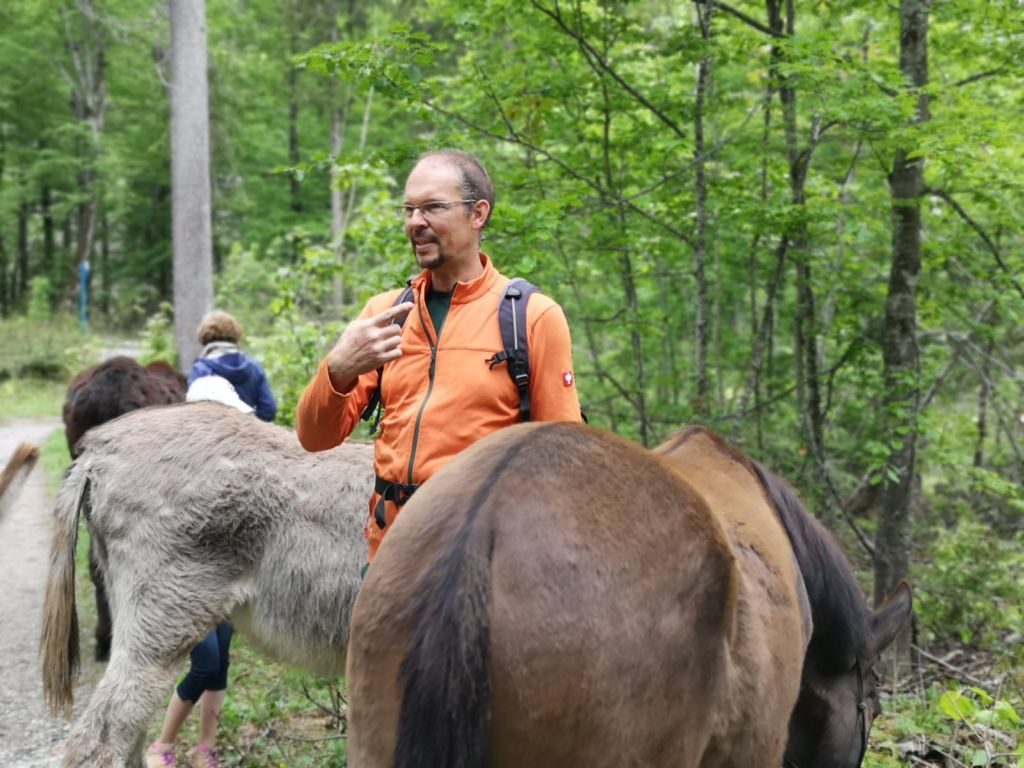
[
  {"xmin": 62, "ymin": 355, "xmax": 187, "ymax": 660},
  {"xmin": 347, "ymin": 422, "xmax": 912, "ymax": 768}
]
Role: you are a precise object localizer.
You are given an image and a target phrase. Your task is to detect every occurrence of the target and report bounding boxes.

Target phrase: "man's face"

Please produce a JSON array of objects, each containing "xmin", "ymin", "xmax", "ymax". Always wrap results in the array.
[{"xmin": 403, "ymin": 158, "xmax": 485, "ymax": 272}]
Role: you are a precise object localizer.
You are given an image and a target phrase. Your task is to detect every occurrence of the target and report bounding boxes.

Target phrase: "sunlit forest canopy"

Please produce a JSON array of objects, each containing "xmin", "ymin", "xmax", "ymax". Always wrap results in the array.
[{"xmin": 3, "ymin": 0, "xmax": 1024, "ymax": 605}]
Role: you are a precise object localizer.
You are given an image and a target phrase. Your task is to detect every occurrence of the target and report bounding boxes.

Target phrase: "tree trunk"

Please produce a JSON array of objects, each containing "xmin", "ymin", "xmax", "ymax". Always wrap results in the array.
[
  {"xmin": 776, "ymin": 0, "xmax": 827, "ymax": 500},
  {"xmin": 875, "ymin": 0, "xmax": 930, "ymax": 670},
  {"xmin": 39, "ymin": 147, "xmax": 56, "ymax": 298},
  {"xmin": 288, "ymin": 61, "xmax": 302, "ymax": 217},
  {"xmin": 17, "ymin": 201, "xmax": 30, "ymax": 309},
  {"xmin": 972, "ymin": 333, "xmax": 995, "ymax": 468},
  {"xmin": 338, "ymin": 85, "xmax": 373, "ymax": 282},
  {"xmin": 62, "ymin": 0, "xmax": 107, "ymax": 306},
  {"xmin": 169, "ymin": 0, "xmax": 214, "ymax": 369},
  {"xmin": 692, "ymin": 0, "xmax": 712, "ymax": 414},
  {"xmin": 74, "ymin": 154, "xmax": 98, "ymax": 288},
  {"xmin": 98, "ymin": 203, "xmax": 110, "ymax": 316},
  {"xmin": 0, "ymin": 126, "xmax": 7, "ymax": 316},
  {"xmin": 0, "ymin": 232, "xmax": 7, "ymax": 317},
  {"xmin": 598, "ymin": 75, "xmax": 647, "ymax": 444},
  {"xmin": 329, "ymin": 26, "xmax": 348, "ymax": 308}
]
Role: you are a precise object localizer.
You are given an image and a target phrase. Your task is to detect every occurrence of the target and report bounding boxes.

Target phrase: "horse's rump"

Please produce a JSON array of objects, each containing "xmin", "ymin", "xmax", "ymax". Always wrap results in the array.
[{"xmin": 348, "ymin": 422, "xmax": 806, "ymax": 768}]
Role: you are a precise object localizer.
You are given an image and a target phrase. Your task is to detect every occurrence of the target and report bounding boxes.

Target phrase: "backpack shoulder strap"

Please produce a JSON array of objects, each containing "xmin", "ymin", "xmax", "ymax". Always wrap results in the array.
[
  {"xmin": 360, "ymin": 282, "xmax": 415, "ymax": 430},
  {"xmin": 489, "ymin": 277, "xmax": 539, "ymax": 422}
]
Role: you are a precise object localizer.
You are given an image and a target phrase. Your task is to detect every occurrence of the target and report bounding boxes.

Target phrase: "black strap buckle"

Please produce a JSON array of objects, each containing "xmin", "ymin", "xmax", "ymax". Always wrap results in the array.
[{"xmin": 373, "ymin": 476, "xmax": 420, "ymax": 529}]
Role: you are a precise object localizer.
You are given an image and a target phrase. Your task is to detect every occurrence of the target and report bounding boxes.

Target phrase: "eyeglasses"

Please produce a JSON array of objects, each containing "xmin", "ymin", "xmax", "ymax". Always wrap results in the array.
[{"xmin": 395, "ymin": 199, "xmax": 479, "ymax": 220}]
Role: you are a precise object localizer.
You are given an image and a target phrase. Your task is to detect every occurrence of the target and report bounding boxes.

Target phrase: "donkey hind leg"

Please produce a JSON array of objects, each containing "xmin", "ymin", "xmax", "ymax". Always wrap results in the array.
[
  {"xmin": 60, "ymin": 651, "xmax": 179, "ymax": 768},
  {"xmin": 89, "ymin": 539, "xmax": 113, "ymax": 662}
]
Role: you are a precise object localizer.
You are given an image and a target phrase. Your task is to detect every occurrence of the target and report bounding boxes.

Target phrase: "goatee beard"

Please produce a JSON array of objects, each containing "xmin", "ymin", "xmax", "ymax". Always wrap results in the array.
[{"xmin": 413, "ymin": 243, "xmax": 444, "ymax": 271}]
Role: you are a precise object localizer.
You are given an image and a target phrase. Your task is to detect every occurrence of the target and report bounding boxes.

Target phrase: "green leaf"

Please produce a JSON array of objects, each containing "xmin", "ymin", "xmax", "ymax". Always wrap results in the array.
[
  {"xmin": 967, "ymin": 686, "xmax": 993, "ymax": 706},
  {"xmin": 994, "ymin": 699, "xmax": 1021, "ymax": 727},
  {"xmin": 938, "ymin": 691, "xmax": 975, "ymax": 721}
]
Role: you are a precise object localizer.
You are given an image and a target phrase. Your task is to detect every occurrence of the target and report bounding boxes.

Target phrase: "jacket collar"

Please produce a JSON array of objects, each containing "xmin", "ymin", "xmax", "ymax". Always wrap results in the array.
[
  {"xmin": 410, "ymin": 253, "xmax": 501, "ymax": 305},
  {"xmin": 200, "ymin": 341, "xmax": 240, "ymax": 359}
]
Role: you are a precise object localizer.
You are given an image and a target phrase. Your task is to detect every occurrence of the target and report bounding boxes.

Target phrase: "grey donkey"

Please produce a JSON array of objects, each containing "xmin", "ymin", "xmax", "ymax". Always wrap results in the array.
[{"xmin": 40, "ymin": 402, "xmax": 374, "ymax": 767}]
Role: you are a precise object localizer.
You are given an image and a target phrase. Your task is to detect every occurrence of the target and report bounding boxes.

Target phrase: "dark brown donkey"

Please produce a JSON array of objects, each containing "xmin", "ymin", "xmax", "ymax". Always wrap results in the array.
[
  {"xmin": 347, "ymin": 422, "xmax": 912, "ymax": 768},
  {"xmin": 62, "ymin": 356, "xmax": 186, "ymax": 659}
]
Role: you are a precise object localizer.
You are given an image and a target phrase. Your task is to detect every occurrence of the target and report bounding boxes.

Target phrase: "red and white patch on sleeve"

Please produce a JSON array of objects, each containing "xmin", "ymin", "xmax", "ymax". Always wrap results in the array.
[{"xmin": 562, "ymin": 371, "xmax": 575, "ymax": 387}]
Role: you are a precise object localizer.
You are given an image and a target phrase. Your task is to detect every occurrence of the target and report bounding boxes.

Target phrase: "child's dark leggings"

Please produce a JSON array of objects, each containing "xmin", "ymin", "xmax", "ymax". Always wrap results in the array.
[{"xmin": 176, "ymin": 621, "xmax": 233, "ymax": 704}]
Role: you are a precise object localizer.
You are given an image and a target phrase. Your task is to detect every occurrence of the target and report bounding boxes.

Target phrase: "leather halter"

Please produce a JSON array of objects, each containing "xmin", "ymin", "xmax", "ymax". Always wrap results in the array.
[{"xmin": 782, "ymin": 659, "xmax": 868, "ymax": 768}]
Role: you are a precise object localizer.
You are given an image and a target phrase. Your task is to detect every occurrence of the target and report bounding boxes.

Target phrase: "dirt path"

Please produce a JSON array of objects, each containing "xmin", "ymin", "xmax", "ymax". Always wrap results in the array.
[{"xmin": 0, "ymin": 421, "xmax": 98, "ymax": 767}]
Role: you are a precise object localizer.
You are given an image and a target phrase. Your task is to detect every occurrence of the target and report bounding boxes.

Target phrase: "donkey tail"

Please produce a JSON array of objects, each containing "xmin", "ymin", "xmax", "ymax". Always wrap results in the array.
[
  {"xmin": 0, "ymin": 442, "xmax": 39, "ymax": 523},
  {"xmin": 40, "ymin": 462, "xmax": 89, "ymax": 718},
  {"xmin": 393, "ymin": 484, "xmax": 500, "ymax": 768}
]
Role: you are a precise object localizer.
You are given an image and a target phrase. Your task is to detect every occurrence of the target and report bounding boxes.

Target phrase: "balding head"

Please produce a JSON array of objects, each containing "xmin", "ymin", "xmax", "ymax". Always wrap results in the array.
[{"xmin": 413, "ymin": 150, "xmax": 495, "ymax": 227}]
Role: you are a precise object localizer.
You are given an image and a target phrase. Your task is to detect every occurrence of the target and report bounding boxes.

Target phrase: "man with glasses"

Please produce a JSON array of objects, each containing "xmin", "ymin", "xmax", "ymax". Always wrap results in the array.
[{"xmin": 297, "ymin": 149, "xmax": 582, "ymax": 563}]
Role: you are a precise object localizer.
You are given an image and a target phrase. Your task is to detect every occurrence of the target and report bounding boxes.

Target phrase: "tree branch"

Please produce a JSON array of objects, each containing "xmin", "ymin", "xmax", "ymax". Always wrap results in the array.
[
  {"xmin": 626, "ymin": 98, "xmax": 765, "ymax": 203},
  {"xmin": 703, "ymin": 0, "xmax": 779, "ymax": 37},
  {"xmin": 927, "ymin": 187, "xmax": 1024, "ymax": 301},
  {"xmin": 918, "ymin": 301, "xmax": 994, "ymax": 411},
  {"xmin": 954, "ymin": 68, "xmax": 1003, "ymax": 88},
  {"xmin": 529, "ymin": 0, "xmax": 688, "ymax": 141},
  {"xmin": 423, "ymin": 94, "xmax": 696, "ymax": 249}
]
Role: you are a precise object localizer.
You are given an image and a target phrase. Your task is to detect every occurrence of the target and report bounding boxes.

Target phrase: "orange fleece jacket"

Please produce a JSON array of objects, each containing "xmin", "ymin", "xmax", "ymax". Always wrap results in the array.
[{"xmin": 297, "ymin": 254, "xmax": 582, "ymax": 559}]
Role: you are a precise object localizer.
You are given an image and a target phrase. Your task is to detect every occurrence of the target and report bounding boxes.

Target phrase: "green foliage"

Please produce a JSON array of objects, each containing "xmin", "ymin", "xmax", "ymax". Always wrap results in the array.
[
  {"xmin": 913, "ymin": 516, "xmax": 1024, "ymax": 648},
  {"xmin": 935, "ymin": 686, "xmax": 1024, "ymax": 767},
  {"xmin": 866, "ymin": 678, "xmax": 1024, "ymax": 767},
  {"xmin": 0, "ymin": 314, "xmax": 97, "ymax": 382},
  {"xmin": 39, "ymin": 426, "xmax": 70, "ymax": 493},
  {"xmin": 201, "ymin": 637, "xmax": 349, "ymax": 766},
  {"xmin": 0, "ymin": 377, "xmax": 67, "ymax": 424},
  {"xmin": 939, "ymin": 687, "xmax": 1021, "ymax": 731},
  {"xmin": 139, "ymin": 303, "xmax": 178, "ymax": 368},
  {"xmin": 866, "ymin": 690, "xmax": 947, "ymax": 767},
  {"xmin": 27, "ymin": 276, "xmax": 53, "ymax": 322}
]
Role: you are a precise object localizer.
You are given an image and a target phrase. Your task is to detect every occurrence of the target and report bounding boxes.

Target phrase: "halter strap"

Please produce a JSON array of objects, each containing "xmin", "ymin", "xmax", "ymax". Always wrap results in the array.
[{"xmin": 783, "ymin": 659, "xmax": 868, "ymax": 768}]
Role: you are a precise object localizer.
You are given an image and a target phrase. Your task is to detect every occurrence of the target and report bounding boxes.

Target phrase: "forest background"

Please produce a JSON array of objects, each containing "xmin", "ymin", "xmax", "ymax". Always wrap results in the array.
[{"xmin": 1, "ymin": 0, "xmax": 1022, "ymax": 765}]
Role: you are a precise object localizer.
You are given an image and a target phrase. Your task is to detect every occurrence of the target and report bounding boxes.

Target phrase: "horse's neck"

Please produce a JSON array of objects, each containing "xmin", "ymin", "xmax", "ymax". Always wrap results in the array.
[
  {"xmin": 662, "ymin": 433, "xmax": 788, "ymax": 557},
  {"xmin": 660, "ymin": 431, "xmax": 813, "ymax": 648}
]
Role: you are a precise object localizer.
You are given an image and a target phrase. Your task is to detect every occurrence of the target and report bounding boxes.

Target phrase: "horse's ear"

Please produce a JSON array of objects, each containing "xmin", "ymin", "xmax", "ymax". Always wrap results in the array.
[{"xmin": 867, "ymin": 581, "xmax": 913, "ymax": 658}]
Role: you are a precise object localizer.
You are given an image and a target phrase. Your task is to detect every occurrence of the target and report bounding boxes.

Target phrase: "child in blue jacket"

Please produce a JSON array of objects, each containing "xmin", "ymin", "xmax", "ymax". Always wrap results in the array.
[{"xmin": 187, "ymin": 310, "xmax": 276, "ymax": 422}]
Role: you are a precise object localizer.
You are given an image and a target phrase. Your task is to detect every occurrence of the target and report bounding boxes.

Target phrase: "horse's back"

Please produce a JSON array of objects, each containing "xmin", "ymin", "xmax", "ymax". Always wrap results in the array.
[{"xmin": 349, "ymin": 421, "xmax": 745, "ymax": 768}]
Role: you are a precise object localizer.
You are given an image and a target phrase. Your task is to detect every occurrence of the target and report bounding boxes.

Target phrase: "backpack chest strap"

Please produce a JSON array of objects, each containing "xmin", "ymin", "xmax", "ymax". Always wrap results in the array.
[{"xmin": 372, "ymin": 475, "xmax": 420, "ymax": 529}]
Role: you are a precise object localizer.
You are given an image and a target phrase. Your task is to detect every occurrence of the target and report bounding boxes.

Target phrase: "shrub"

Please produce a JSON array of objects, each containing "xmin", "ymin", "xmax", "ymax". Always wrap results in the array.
[
  {"xmin": 913, "ymin": 515, "xmax": 1024, "ymax": 648},
  {"xmin": 139, "ymin": 302, "xmax": 178, "ymax": 368}
]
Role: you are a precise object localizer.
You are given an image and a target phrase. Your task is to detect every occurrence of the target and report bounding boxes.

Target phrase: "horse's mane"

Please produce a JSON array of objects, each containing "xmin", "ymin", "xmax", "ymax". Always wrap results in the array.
[
  {"xmin": 666, "ymin": 427, "xmax": 870, "ymax": 671},
  {"xmin": 747, "ymin": 460, "xmax": 870, "ymax": 670}
]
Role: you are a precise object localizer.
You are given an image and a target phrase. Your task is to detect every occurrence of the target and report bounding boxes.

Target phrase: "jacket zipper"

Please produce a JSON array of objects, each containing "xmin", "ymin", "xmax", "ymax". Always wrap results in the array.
[{"xmin": 405, "ymin": 294, "xmax": 440, "ymax": 486}]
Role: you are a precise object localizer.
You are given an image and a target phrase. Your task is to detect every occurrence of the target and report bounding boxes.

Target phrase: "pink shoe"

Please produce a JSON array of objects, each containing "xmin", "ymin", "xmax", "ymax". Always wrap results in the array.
[
  {"xmin": 145, "ymin": 741, "xmax": 176, "ymax": 767},
  {"xmin": 188, "ymin": 744, "xmax": 220, "ymax": 768}
]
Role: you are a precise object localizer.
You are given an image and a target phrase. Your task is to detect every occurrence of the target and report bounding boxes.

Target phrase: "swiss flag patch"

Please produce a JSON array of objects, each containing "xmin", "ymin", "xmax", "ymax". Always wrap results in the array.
[{"xmin": 562, "ymin": 371, "xmax": 574, "ymax": 387}]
